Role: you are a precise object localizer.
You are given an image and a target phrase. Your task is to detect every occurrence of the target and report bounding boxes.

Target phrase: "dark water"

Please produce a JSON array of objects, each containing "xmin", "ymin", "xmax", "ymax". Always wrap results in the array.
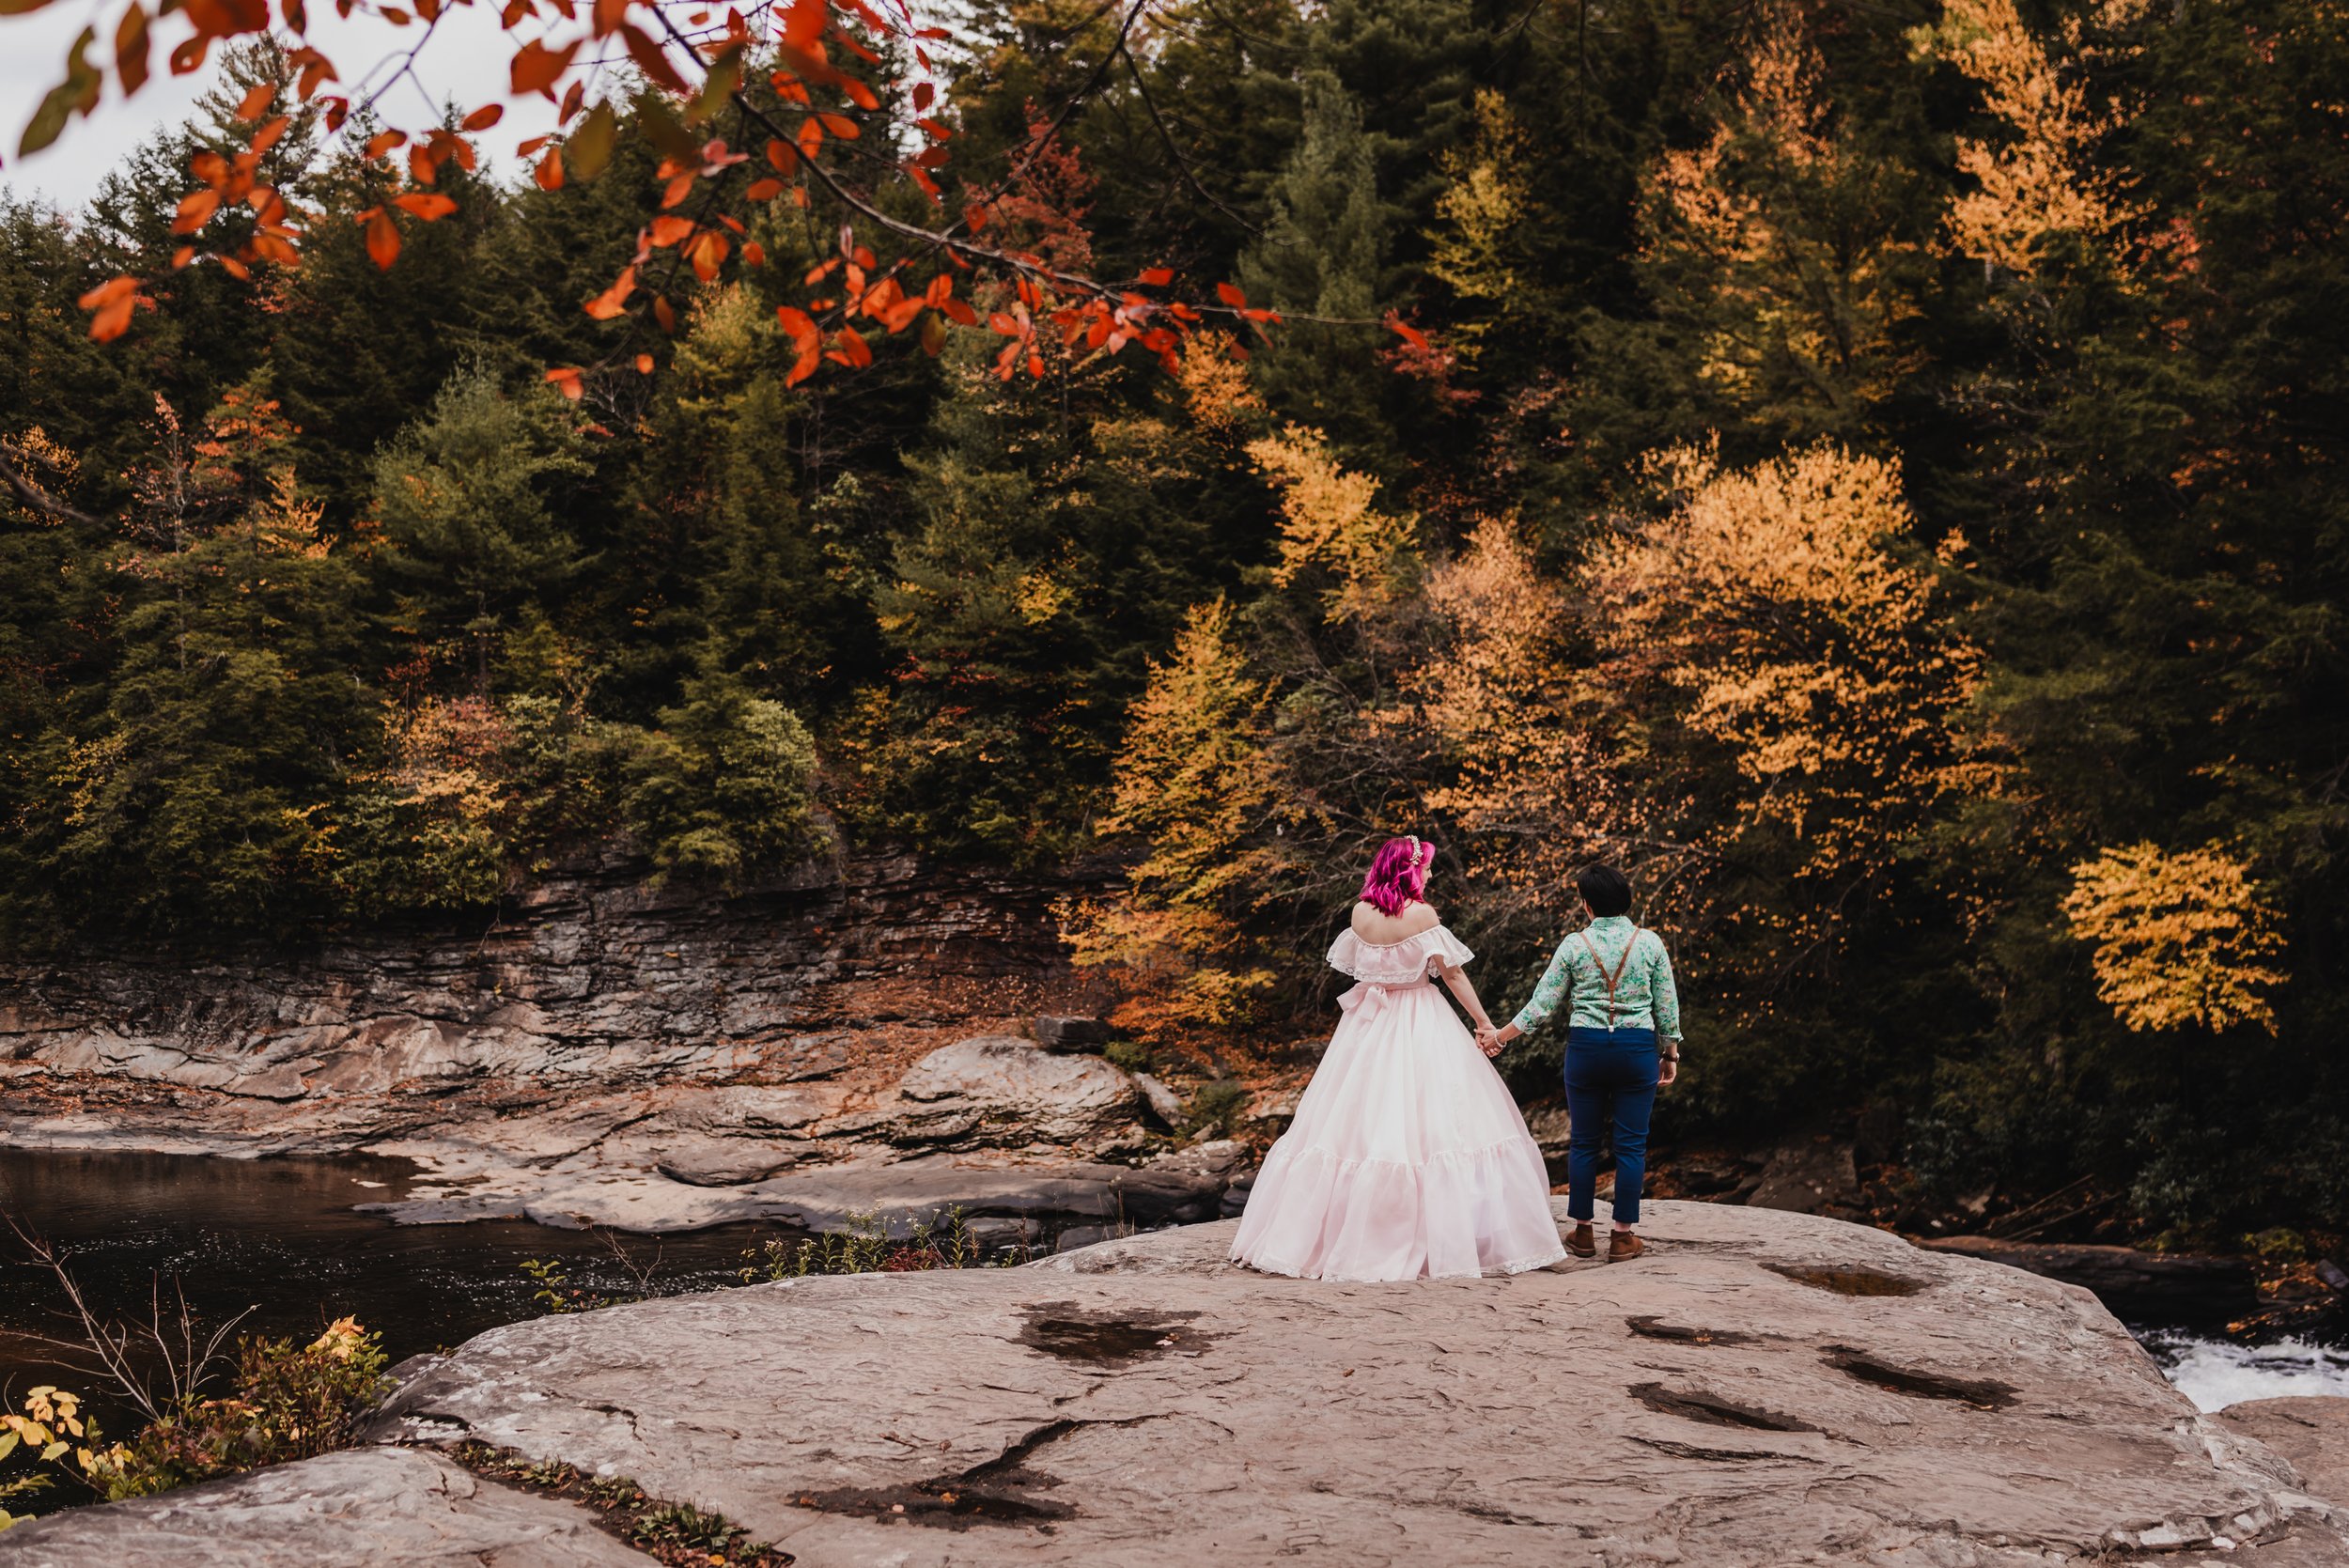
[{"xmin": 0, "ymin": 1147, "xmax": 784, "ymax": 1424}]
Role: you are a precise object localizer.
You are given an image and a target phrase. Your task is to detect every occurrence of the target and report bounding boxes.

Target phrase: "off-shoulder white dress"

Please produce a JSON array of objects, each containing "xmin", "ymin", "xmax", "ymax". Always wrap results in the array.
[{"xmin": 1229, "ymin": 923, "xmax": 1567, "ymax": 1281}]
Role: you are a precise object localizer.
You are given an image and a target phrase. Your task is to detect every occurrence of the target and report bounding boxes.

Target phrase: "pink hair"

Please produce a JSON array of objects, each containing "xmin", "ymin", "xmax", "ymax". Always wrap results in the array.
[{"xmin": 1360, "ymin": 836, "xmax": 1431, "ymax": 916}]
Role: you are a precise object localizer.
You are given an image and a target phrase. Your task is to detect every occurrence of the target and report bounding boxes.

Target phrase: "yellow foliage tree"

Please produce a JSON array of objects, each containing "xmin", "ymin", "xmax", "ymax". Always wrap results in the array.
[
  {"xmin": 1588, "ymin": 439, "xmax": 1987, "ymax": 893},
  {"xmin": 1061, "ymin": 598, "xmax": 1292, "ymax": 1038},
  {"xmin": 1915, "ymin": 0, "xmax": 2139, "ymax": 279},
  {"xmin": 1410, "ymin": 517, "xmax": 1681, "ymax": 919},
  {"xmin": 1247, "ymin": 425, "xmax": 1417, "ymax": 620},
  {"xmin": 2061, "ymin": 843, "xmax": 2288, "ymax": 1033},
  {"xmin": 1639, "ymin": 5, "xmax": 1924, "ymax": 433},
  {"xmin": 1426, "ymin": 89, "xmax": 1533, "ymax": 338}
]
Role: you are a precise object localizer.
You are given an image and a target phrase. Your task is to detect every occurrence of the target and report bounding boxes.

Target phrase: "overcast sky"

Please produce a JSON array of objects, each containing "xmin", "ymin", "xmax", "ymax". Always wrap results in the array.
[{"xmin": 2, "ymin": 4, "xmax": 564, "ymax": 212}]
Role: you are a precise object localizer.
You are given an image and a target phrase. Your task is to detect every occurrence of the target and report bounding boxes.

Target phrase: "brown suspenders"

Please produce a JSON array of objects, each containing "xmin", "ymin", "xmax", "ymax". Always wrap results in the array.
[{"xmin": 1575, "ymin": 928, "xmax": 1646, "ymax": 1031}]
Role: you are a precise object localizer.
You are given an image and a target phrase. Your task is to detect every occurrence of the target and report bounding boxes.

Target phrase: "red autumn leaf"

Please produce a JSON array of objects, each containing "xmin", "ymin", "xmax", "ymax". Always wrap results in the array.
[
  {"xmin": 544, "ymin": 366, "xmax": 584, "ymax": 399},
  {"xmin": 745, "ymin": 178, "xmax": 785, "ymax": 201},
  {"xmin": 117, "ymin": 4, "xmax": 152, "ymax": 97},
  {"xmin": 741, "ymin": 241, "xmax": 766, "ymax": 267},
  {"xmin": 535, "ymin": 145, "xmax": 564, "ymax": 190},
  {"xmin": 1215, "ymin": 282, "xmax": 1247, "ymax": 308},
  {"xmin": 363, "ymin": 130, "xmax": 405, "ymax": 159},
  {"xmin": 1384, "ymin": 311, "xmax": 1430, "ymax": 352},
  {"xmin": 838, "ymin": 75, "xmax": 879, "ymax": 111},
  {"xmin": 912, "ymin": 82, "xmax": 934, "ymax": 112},
  {"xmin": 634, "ymin": 352, "xmax": 654, "ymax": 374},
  {"xmin": 829, "ymin": 325, "xmax": 873, "ymax": 367},
  {"xmin": 583, "ymin": 265, "xmax": 634, "ymax": 318},
  {"xmin": 366, "ymin": 209, "xmax": 399, "ymax": 270},
  {"xmin": 618, "ymin": 24, "xmax": 688, "ymax": 93},
  {"xmin": 235, "ymin": 81, "xmax": 274, "ymax": 119},
  {"xmin": 172, "ymin": 189, "xmax": 221, "ymax": 234},
  {"xmin": 817, "ymin": 112, "xmax": 858, "ymax": 138},
  {"xmin": 509, "ymin": 38, "xmax": 580, "ymax": 96},
  {"xmin": 392, "ymin": 191, "xmax": 458, "ymax": 221},
  {"xmin": 653, "ymin": 295, "xmax": 677, "ymax": 334},
  {"xmin": 461, "ymin": 103, "xmax": 503, "ymax": 131},
  {"xmin": 779, "ymin": 0, "xmax": 825, "ymax": 49},
  {"xmin": 250, "ymin": 113, "xmax": 291, "ymax": 156},
  {"xmin": 647, "ymin": 215, "xmax": 694, "ymax": 247}
]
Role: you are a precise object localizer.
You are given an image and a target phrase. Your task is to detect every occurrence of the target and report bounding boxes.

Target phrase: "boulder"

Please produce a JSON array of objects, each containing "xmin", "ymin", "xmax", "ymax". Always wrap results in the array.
[
  {"xmin": 2222, "ymin": 1398, "xmax": 2349, "ymax": 1506},
  {"xmin": 1033, "ymin": 1016, "xmax": 1112, "ymax": 1053},
  {"xmin": 1746, "ymin": 1136, "xmax": 1861, "ymax": 1214},
  {"xmin": 894, "ymin": 1035, "xmax": 1143, "ymax": 1147},
  {"xmin": 1129, "ymin": 1072, "xmax": 1186, "ymax": 1128},
  {"xmin": 336, "ymin": 1202, "xmax": 2349, "ymax": 1566},
  {"xmin": 0, "ymin": 1446, "xmax": 647, "ymax": 1567}
]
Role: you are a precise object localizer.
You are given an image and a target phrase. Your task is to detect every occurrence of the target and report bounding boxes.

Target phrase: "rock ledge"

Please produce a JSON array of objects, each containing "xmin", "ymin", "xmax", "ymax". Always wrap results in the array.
[{"xmin": 8, "ymin": 1202, "xmax": 2348, "ymax": 1567}]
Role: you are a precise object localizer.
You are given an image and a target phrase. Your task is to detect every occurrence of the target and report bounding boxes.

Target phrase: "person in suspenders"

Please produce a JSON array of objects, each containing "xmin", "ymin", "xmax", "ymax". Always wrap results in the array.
[{"xmin": 1480, "ymin": 863, "xmax": 1682, "ymax": 1263}]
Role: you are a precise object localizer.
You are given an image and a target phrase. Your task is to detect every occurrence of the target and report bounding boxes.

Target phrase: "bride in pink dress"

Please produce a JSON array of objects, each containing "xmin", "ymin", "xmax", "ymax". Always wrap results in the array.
[{"xmin": 1230, "ymin": 836, "xmax": 1567, "ymax": 1281}]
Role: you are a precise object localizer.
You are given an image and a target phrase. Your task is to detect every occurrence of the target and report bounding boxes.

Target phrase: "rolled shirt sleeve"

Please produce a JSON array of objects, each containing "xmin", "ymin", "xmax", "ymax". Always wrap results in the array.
[
  {"xmin": 1648, "ymin": 936, "xmax": 1683, "ymax": 1042},
  {"xmin": 1509, "ymin": 939, "xmax": 1578, "ymax": 1035}
]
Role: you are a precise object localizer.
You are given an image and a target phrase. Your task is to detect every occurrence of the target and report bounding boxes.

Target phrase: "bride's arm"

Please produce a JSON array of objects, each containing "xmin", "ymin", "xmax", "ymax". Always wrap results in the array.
[{"xmin": 1436, "ymin": 962, "xmax": 1501, "ymax": 1053}]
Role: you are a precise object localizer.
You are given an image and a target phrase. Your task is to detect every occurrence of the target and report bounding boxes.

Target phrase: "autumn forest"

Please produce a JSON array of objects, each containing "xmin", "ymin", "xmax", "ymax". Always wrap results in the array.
[{"xmin": 1, "ymin": 0, "xmax": 2344, "ymax": 1244}]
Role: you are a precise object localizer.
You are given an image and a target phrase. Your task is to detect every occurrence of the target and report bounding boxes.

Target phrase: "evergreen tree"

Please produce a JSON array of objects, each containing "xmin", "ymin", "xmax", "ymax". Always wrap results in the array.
[{"xmin": 371, "ymin": 366, "xmax": 591, "ymax": 695}]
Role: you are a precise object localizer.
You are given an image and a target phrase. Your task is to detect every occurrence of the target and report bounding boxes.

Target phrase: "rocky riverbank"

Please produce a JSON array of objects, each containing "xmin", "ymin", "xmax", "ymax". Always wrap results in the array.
[
  {"xmin": 0, "ymin": 856, "xmax": 1279, "ymax": 1237},
  {"xmin": 5, "ymin": 1202, "xmax": 2345, "ymax": 1566}
]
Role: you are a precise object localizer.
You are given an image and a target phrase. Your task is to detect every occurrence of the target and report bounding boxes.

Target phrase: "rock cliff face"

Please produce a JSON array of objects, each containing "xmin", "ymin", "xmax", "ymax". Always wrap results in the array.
[
  {"xmin": 6, "ymin": 1203, "xmax": 2344, "ymax": 1567},
  {"xmin": 0, "ymin": 855, "xmax": 1088, "ymax": 1112},
  {"xmin": 0, "ymin": 857, "xmax": 1270, "ymax": 1237}
]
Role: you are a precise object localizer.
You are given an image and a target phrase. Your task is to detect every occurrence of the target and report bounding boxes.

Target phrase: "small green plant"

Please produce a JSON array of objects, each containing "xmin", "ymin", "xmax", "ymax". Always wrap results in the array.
[
  {"xmin": 739, "ymin": 1206, "xmax": 1012, "ymax": 1281},
  {"xmin": 1104, "ymin": 1039, "xmax": 1154, "ymax": 1073},
  {"xmin": 1185, "ymin": 1079, "xmax": 1250, "ymax": 1139},
  {"xmin": 451, "ymin": 1441, "xmax": 788, "ymax": 1567},
  {"xmin": 521, "ymin": 1227, "xmax": 665, "ymax": 1315}
]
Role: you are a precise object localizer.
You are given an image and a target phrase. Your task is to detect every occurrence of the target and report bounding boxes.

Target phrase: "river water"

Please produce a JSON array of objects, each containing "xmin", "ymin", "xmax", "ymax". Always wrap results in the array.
[
  {"xmin": 4, "ymin": 1147, "xmax": 2346, "ymax": 1433},
  {"xmin": 0, "ymin": 1146, "xmax": 782, "ymax": 1421}
]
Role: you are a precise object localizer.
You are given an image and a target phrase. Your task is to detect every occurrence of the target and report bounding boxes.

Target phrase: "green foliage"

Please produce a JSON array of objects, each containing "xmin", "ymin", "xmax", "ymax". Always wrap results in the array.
[
  {"xmin": 737, "ymin": 1207, "xmax": 1005, "ymax": 1280},
  {"xmin": 1184, "ymin": 1079, "xmax": 1251, "ymax": 1141},
  {"xmin": 623, "ymin": 671, "xmax": 819, "ymax": 881}
]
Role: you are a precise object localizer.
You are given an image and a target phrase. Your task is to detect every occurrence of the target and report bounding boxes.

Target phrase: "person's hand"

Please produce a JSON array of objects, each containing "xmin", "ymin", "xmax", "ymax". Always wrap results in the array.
[
  {"xmin": 1657, "ymin": 1055, "xmax": 1679, "ymax": 1087},
  {"xmin": 1474, "ymin": 1024, "xmax": 1502, "ymax": 1058}
]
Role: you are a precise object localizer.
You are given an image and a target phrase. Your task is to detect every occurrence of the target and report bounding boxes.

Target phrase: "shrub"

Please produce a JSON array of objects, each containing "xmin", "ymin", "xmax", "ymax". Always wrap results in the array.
[
  {"xmin": 1185, "ymin": 1079, "xmax": 1251, "ymax": 1139},
  {"xmin": 0, "ymin": 1319, "xmax": 389, "ymax": 1525}
]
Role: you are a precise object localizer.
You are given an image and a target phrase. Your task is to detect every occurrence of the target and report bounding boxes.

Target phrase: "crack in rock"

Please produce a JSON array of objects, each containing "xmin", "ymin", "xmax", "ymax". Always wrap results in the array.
[
  {"xmin": 787, "ymin": 1415, "xmax": 1165, "ymax": 1530},
  {"xmin": 1821, "ymin": 1346, "xmax": 2018, "ymax": 1409},
  {"xmin": 1629, "ymin": 1382, "xmax": 1830, "ymax": 1435}
]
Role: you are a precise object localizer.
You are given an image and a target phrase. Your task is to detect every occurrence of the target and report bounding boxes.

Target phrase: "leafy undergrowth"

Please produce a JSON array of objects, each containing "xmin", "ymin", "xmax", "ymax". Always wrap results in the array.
[{"xmin": 447, "ymin": 1441, "xmax": 791, "ymax": 1567}]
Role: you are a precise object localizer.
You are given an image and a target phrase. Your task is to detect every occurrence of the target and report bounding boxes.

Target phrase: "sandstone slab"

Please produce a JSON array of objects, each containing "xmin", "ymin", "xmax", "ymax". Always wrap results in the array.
[
  {"xmin": 2222, "ymin": 1398, "xmax": 2349, "ymax": 1506},
  {"xmin": 336, "ymin": 1201, "xmax": 2349, "ymax": 1566},
  {"xmin": 886, "ymin": 1036, "xmax": 1143, "ymax": 1147},
  {"xmin": 0, "ymin": 1446, "xmax": 651, "ymax": 1567}
]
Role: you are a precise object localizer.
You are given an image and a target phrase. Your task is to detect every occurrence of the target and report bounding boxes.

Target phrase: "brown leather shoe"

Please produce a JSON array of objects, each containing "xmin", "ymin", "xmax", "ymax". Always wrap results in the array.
[
  {"xmin": 1608, "ymin": 1230, "xmax": 1644, "ymax": 1263},
  {"xmin": 1564, "ymin": 1222, "xmax": 1596, "ymax": 1258}
]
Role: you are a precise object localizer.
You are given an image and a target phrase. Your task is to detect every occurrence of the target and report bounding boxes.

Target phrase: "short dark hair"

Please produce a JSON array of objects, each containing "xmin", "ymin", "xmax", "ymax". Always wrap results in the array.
[{"xmin": 1576, "ymin": 863, "xmax": 1632, "ymax": 917}]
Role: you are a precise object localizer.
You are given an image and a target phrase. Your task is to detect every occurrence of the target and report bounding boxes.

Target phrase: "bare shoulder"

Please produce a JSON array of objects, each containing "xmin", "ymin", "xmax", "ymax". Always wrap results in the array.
[{"xmin": 1349, "ymin": 900, "xmax": 1443, "ymax": 944}]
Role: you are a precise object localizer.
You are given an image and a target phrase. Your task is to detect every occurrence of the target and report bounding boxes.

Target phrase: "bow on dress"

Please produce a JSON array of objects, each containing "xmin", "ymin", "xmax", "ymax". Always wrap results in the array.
[{"xmin": 1337, "ymin": 967, "xmax": 1434, "ymax": 1021}]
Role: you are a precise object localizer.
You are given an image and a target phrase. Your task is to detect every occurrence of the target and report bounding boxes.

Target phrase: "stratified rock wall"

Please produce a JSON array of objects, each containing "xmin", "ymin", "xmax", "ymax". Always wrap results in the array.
[{"xmin": 0, "ymin": 855, "xmax": 1096, "ymax": 1108}]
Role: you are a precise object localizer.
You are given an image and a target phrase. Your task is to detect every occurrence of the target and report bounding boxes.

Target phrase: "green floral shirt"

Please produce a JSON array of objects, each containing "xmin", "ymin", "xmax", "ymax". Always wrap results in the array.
[{"xmin": 1509, "ymin": 915, "xmax": 1683, "ymax": 1041}]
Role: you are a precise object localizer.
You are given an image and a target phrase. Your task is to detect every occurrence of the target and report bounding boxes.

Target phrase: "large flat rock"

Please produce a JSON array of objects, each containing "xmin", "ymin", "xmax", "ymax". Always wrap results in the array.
[
  {"xmin": 2222, "ymin": 1397, "xmax": 2349, "ymax": 1506},
  {"xmin": 0, "ymin": 1446, "xmax": 651, "ymax": 1567},
  {"xmin": 334, "ymin": 1201, "xmax": 2345, "ymax": 1565}
]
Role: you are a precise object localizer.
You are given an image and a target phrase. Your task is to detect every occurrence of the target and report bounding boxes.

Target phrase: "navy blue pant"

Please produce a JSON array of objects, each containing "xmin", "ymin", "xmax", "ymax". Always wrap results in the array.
[{"xmin": 1564, "ymin": 1027, "xmax": 1660, "ymax": 1225}]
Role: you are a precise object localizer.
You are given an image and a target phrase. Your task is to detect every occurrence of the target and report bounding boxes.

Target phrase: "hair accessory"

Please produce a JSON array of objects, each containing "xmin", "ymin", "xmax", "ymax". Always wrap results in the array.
[{"xmin": 1407, "ymin": 835, "xmax": 1423, "ymax": 867}]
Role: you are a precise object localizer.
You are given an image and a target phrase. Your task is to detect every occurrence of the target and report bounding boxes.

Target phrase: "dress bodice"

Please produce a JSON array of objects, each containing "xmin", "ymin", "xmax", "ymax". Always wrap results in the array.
[{"xmin": 1326, "ymin": 923, "xmax": 1475, "ymax": 986}]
